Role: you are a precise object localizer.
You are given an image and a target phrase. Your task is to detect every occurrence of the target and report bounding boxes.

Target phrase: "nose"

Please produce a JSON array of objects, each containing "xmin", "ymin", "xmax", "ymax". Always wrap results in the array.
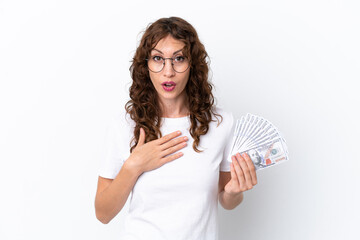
[{"xmin": 162, "ymin": 58, "xmax": 175, "ymax": 77}]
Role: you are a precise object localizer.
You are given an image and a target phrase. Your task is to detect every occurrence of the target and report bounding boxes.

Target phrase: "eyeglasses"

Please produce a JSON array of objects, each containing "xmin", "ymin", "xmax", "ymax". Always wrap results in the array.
[{"xmin": 145, "ymin": 55, "xmax": 190, "ymax": 73}]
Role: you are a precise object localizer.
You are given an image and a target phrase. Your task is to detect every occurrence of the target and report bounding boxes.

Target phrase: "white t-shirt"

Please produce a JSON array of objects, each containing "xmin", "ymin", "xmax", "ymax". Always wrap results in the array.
[{"xmin": 98, "ymin": 106, "xmax": 235, "ymax": 240}]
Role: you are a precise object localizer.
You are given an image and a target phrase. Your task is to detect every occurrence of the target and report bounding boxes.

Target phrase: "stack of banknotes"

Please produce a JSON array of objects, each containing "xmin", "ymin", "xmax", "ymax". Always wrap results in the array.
[{"xmin": 229, "ymin": 113, "xmax": 289, "ymax": 171}]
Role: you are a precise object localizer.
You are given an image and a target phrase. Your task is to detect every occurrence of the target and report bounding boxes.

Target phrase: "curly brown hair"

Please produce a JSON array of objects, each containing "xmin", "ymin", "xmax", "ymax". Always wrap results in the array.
[{"xmin": 125, "ymin": 16, "xmax": 223, "ymax": 153}]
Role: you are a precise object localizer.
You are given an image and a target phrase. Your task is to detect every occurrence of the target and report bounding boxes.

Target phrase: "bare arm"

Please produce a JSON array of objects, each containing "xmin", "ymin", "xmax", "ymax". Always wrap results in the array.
[
  {"xmin": 94, "ymin": 128, "xmax": 188, "ymax": 224},
  {"xmin": 219, "ymin": 190, "xmax": 244, "ymax": 210},
  {"xmin": 95, "ymin": 162, "xmax": 141, "ymax": 224},
  {"xmin": 218, "ymin": 152, "xmax": 257, "ymax": 210},
  {"xmin": 218, "ymin": 171, "xmax": 244, "ymax": 210}
]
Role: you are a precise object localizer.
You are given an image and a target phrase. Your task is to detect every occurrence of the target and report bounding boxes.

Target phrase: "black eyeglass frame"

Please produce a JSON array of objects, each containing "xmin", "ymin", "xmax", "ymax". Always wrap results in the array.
[{"xmin": 145, "ymin": 56, "xmax": 191, "ymax": 73}]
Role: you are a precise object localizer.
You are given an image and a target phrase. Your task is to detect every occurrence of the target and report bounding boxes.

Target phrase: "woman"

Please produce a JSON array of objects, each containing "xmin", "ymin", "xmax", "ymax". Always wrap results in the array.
[{"xmin": 95, "ymin": 16, "xmax": 257, "ymax": 240}]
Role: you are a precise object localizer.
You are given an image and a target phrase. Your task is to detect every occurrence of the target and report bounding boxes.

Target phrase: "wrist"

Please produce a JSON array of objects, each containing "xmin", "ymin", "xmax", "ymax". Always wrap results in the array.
[
  {"xmin": 224, "ymin": 190, "xmax": 243, "ymax": 198},
  {"xmin": 123, "ymin": 159, "xmax": 143, "ymax": 177},
  {"xmin": 220, "ymin": 190, "xmax": 244, "ymax": 210}
]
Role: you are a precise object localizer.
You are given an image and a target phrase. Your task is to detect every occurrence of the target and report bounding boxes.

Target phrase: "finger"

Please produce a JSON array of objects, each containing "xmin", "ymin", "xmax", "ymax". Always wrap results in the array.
[
  {"xmin": 242, "ymin": 152, "xmax": 258, "ymax": 185},
  {"xmin": 232, "ymin": 154, "xmax": 245, "ymax": 187},
  {"xmin": 230, "ymin": 157, "xmax": 238, "ymax": 184},
  {"xmin": 160, "ymin": 135, "xmax": 188, "ymax": 151},
  {"xmin": 236, "ymin": 153, "xmax": 253, "ymax": 189},
  {"xmin": 157, "ymin": 130, "xmax": 182, "ymax": 145},
  {"xmin": 161, "ymin": 140, "xmax": 187, "ymax": 158},
  {"xmin": 137, "ymin": 128, "xmax": 146, "ymax": 146},
  {"xmin": 161, "ymin": 151, "xmax": 184, "ymax": 164}
]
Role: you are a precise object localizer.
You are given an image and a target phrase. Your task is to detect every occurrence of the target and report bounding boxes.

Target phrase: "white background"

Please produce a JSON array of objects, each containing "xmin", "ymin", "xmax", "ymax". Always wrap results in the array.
[{"xmin": 1, "ymin": 0, "xmax": 359, "ymax": 239}]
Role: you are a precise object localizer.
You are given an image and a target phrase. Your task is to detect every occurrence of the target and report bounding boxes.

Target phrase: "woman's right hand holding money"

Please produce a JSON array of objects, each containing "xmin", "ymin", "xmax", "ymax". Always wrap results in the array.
[{"xmin": 126, "ymin": 128, "xmax": 188, "ymax": 175}]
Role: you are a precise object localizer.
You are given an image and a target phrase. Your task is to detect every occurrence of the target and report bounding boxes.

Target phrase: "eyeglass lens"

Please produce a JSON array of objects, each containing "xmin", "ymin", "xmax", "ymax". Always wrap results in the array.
[{"xmin": 147, "ymin": 56, "xmax": 189, "ymax": 73}]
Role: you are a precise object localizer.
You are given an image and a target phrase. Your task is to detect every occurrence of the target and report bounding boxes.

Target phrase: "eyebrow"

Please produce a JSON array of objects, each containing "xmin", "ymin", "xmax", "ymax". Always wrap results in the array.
[{"xmin": 152, "ymin": 48, "xmax": 183, "ymax": 55}]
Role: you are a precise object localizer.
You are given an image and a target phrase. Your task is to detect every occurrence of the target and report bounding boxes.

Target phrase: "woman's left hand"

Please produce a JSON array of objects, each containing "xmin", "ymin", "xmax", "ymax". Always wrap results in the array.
[{"xmin": 224, "ymin": 152, "xmax": 258, "ymax": 196}]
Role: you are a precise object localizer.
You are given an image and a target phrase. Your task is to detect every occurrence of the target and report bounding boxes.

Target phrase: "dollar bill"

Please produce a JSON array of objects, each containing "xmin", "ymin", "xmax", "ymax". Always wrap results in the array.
[
  {"xmin": 239, "ymin": 138, "xmax": 289, "ymax": 171},
  {"xmin": 229, "ymin": 113, "xmax": 289, "ymax": 171}
]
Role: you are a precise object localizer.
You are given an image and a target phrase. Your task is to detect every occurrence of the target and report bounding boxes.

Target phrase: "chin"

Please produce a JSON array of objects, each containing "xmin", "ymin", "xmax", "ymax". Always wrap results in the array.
[
  {"xmin": 158, "ymin": 87, "xmax": 185, "ymax": 99},
  {"xmin": 160, "ymin": 92, "xmax": 180, "ymax": 99}
]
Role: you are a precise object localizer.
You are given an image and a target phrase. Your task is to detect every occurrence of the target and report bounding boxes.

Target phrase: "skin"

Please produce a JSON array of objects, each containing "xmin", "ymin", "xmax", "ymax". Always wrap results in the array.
[
  {"xmin": 226, "ymin": 152, "xmax": 257, "ymax": 195},
  {"xmin": 148, "ymin": 34, "xmax": 190, "ymax": 118},
  {"xmin": 95, "ymin": 35, "xmax": 258, "ymax": 224},
  {"xmin": 148, "ymin": 34, "xmax": 258, "ymax": 208},
  {"xmin": 218, "ymin": 152, "xmax": 258, "ymax": 210}
]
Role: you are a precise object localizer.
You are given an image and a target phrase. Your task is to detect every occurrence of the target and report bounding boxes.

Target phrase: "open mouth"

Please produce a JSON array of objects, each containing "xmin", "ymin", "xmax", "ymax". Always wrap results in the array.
[{"xmin": 162, "ymin": 82, "xmax": 176, "ymax": 91}]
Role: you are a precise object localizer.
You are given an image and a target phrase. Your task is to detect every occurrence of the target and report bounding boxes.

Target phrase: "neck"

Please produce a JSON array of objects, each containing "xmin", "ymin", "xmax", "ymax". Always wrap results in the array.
[{"xmin": 158, "ymin": 93, "xmax": 189, "ymax": 118}]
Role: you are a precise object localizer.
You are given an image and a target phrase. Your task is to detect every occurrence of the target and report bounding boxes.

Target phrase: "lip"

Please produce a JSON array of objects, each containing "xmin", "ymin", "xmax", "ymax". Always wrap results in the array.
[
  {"xmin": 161, "ymin": 81, "xmax": 176, "ymax": 86},
  {"xmin": 161, "ymin": 81, "xmax": 176, "ymax": 92}
]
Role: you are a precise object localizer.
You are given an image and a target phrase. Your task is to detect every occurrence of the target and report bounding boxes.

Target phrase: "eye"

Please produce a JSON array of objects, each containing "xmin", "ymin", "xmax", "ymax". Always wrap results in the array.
[
  {"xmin": 152, "ymin": 56, "xmax": 163, "ymax": 62},
  {"xmin": 174, "ymin": 56, "xmax": 185, "ymax": 63}
]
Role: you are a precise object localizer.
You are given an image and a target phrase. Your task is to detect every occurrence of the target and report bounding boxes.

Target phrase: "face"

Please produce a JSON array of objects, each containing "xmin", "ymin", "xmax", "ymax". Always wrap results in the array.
[{"xmin": 148, "ymin": 35, "xmax": 190, "ymax": 106}]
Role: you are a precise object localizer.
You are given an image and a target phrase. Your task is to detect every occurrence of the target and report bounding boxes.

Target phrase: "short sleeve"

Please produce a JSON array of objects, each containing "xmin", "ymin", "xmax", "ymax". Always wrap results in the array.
[
  {"xmin": 98, "ymin": 114, "xmax": 127, "ymax": 179},
  {"xmin": 220, "ymin": 111, "xmax": 236, "ymax": 172}
]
